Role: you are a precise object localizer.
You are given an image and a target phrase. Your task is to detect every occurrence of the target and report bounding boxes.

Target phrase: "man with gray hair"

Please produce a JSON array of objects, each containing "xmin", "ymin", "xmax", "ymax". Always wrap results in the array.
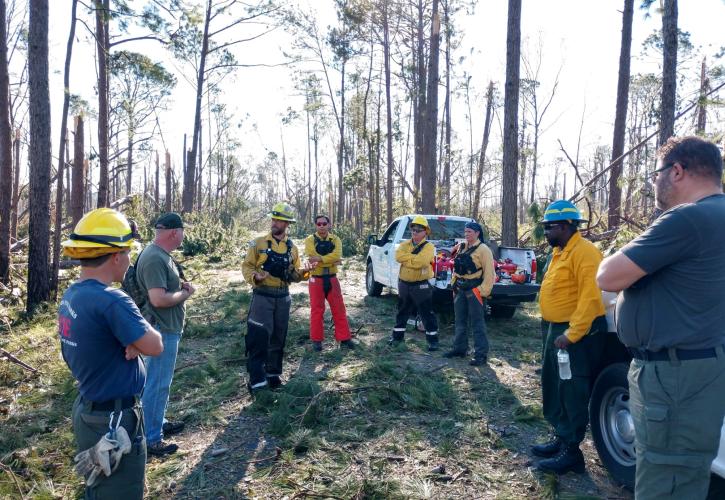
[
  {"xmin": 598, "ymin": 136, "xmax": 725, "ymax": 499},
  {"xmin": 137, "ymin": 212, "xmax": 196, "ymax": 457}
]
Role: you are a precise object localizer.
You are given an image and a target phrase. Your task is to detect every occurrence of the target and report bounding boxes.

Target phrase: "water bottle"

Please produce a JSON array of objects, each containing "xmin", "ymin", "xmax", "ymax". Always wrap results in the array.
[
  {"xmin": 557, "ymin": 349, "xmax": 572, "ymax": 380},
  {"xmin": 446, "ymin": 268, "xmax": 452, "ymax": 283}
]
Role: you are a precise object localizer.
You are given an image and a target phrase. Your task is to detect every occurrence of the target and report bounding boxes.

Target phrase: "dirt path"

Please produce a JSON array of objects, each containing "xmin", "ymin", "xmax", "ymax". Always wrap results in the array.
[{"xmin": 145, "ymin": 257, "xmax": 632, "ymax": 499}]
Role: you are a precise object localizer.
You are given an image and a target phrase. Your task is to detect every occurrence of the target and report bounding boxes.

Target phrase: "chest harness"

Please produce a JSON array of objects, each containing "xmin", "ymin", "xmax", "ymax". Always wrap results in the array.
[
  {"xmin": 314, "ymin": 235, "xmax": 336, "ymax": 297},
  {"xmin": 453, "ymin": 243, "xmax": 483, "ymax": 291},
  {"xmin": 261, "ymin": 239, "xmax": 294, "ymax": 283}
]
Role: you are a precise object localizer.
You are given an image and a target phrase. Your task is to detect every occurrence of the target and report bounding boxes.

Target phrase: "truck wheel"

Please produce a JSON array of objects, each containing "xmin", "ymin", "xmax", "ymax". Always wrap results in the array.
[
  {"xmin": 489, "ymin": 305, "xmax": 516, "ymax": 319},
  {"xmin": 589, "ymin": 363, "xmax": 635, "ymax": 490},
  {"xmin": 366, "ymin": 262, "xmax": 383, "ymax": 297}
]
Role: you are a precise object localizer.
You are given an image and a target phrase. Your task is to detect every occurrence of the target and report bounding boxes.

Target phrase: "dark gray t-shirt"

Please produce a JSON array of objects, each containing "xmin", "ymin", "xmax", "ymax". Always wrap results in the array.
[
  {"xmin": 616, "ymin": 194, "xmax": 725, "ymax": 351},
  {"xmin": 136, "ymin": 243, "xmax": 185, "ymax": 334}
]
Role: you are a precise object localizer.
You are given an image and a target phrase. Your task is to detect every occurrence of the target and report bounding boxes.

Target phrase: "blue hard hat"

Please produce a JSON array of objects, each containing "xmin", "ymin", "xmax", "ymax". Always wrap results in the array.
[{"xmin": 542, "ymin": 200, "xmax": 587, "ymax": 223}]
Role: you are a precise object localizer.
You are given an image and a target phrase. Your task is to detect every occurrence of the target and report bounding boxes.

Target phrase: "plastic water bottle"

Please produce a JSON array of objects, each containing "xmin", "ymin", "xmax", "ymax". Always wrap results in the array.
[
  {"xmin": 446, "ymin": 268, "xmax": 452, "ymax": 283},
  {"xmin": 557, "ymin": 349, "xmax": 572, "ymax": 380}
]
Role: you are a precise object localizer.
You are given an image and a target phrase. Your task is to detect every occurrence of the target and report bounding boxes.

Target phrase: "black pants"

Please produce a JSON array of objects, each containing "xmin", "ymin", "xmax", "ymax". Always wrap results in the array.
[
  {"xmin": 246, "ymin": 288, "xmax": 291, "ymax": 387},
  {"xmin": 393, "ymin": 279, "xmax": 438, "ymax": 341}
]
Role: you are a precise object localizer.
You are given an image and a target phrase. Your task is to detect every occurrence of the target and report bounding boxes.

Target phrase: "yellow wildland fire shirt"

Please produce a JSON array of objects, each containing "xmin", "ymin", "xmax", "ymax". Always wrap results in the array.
[
  {"xmin": 455, "ymin": 242, "xmax": 496, "ymax": 298},
  {"xmin": 539, "ymin": 231, "xmax": 605, "ymax": 343},
  {"xmin": 304, "ymin": 233, "xmax": 343, "ymax": 276},
  {"xmin": 242, "ymin": 233, "xmax": 304, "ymax": 288},
  {"xmin": 396, "ymin": 238, "xmax": 435, "ymax": 282}
]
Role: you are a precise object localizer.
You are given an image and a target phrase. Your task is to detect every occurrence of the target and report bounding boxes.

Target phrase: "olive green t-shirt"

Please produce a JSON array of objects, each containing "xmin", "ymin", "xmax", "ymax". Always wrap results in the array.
[{"xmin": 135, "ymin": 243, "xmax": 185, "ymax": 334}]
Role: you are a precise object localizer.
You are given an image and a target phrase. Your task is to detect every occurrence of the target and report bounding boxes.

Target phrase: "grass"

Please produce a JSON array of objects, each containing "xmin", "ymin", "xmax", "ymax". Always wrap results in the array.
[{"xmin": 0, "ymin": 255, "xmax": 624, "ymax": 499}]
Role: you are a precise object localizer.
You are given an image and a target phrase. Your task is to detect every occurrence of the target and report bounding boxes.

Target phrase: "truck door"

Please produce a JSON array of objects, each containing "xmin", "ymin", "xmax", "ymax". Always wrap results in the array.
[{"xmin": 374, "ymin": 220, "xmax": 399, "ymax": 286}]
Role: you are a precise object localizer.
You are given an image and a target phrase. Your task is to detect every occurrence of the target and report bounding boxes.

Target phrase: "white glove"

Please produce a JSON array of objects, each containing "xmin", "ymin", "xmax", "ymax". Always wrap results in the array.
[{"xmin": 74, "ymin": 434, "xmax": 117, "ymax": 487}]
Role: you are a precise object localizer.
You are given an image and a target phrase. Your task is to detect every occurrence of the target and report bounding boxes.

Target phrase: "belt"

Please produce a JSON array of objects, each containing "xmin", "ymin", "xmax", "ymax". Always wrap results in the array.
[
  {"xmin": 629, "ymin": 345, "xmax": 723, "ymax": 362},
  {"xmin": 315, "ymin": 273, "xmax": 336, "ymax": 278},
  {"xmin": 87, "ymin": 396, "xmax": 138, "ymax": 411}
]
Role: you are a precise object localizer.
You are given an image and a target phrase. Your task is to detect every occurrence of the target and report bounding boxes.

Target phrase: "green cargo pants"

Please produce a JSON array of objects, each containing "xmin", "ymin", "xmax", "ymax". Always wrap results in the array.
[
  {"xmin": 72, "ymin": 395, "xmax": 146, "ymax": 499},
  {"xmin": 541, "ymin": 317, "xmax": 607, "ymax": 447},
  {"xmin": 628, "ymin": 348, "xmax": 725, "ymax": 500}
]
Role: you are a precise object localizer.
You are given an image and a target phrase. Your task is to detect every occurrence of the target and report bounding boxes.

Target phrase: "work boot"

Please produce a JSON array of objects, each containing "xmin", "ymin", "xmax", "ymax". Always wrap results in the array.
[
  {"xmin": 427, "ymin": 336, "xmax": 439, "ymax": 352},
  {"xmin": 531, "ymin": 437, "xmax": 563, "ymax": 458},
  {"xmin": 389, "ymin": 329, "xmax": 405, "ymax": 345},
  {"xmin": 162, "ymin": 420, "xmax": 185, "ymax": 437},
  {"xmin": 312, "ymin": 341, "xmax": 322, "ymax": 352},
  {"xmin": 537, "ymin": 445, "xmax": 585, "ymax": 475},
  {"xmin": 267, "ymin": 375, "xmax": 283, "ymax": 390},
  {"xmin": 340, "ymin": 339, "xmax": 355, "ymax": 349},
  {"xmin": 443, "ymin": 350, "xmax": 467, "ymax": 358},
  {"xmin": 247, "ymin": 380, "xmax": 268, "ymax": 396},
  {"xmin": 147, "ymin": 440, "xmax": 178, "ymax": 458},
  {"xmin": 469, "ymin": 356, "xmax": 487, "ymax": 366}
]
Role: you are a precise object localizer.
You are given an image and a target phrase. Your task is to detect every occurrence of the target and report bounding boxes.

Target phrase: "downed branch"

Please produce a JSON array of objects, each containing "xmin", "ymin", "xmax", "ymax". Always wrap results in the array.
[{"xmin": 0, "ymin": 347, "xmax": 39, "ymax": 373}]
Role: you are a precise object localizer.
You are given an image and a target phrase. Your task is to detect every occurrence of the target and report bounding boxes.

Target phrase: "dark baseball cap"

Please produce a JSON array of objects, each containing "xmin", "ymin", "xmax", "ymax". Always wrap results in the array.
[{"xmin": 154, "ymin": 212, "xmax": 187, "ymax": 229}]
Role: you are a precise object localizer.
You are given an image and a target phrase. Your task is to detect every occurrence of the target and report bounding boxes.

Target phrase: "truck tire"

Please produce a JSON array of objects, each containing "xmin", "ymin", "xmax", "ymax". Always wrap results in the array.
[
  {"xmin": 366, "ymin": 262, "xmax": 383, "ymax": 297},
  {"xmin": 489, "ymin": 305, "xmax": 516, "ymax": 319},
  {"xmin": 589, "ymin": 362, "xmax": 635, "ymax": 490}
]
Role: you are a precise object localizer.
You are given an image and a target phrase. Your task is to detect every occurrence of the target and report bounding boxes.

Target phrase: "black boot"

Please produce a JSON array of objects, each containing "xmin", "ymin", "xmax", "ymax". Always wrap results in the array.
[
  {"xmin": 537, "ymin": 444, "xmax": 585, "ymax": 475},
  {"xmin": 531, "ymin": 437, "xmax": 563, "ymax": 458},
  {"xmin": 267, "ymin": 375, "xmax": 283, "ymax": 390},
  {"xmin": 389, "ymin": 329, "xmax": 405, "ymax": 344},
  {"xmin": 443, "ymin": 350, "xmax": 467, "ymax": 358},
  {"xmin": 427, "ymin": 335, "xmax": 439, "ymax": 352}
]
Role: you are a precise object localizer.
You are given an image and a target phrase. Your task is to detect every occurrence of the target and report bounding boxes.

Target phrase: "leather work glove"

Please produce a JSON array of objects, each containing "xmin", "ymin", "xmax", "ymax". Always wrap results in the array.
[{"xmin": 73, "ymin": 426, "xmax": 131, "ymax": 487}]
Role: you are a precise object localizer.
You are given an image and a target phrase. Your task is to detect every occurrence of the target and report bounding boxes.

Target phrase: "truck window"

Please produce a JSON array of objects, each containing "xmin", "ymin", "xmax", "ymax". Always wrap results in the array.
[
  {"xmin": 401, "ymin": 218, "xmax": 468, "ymax": 241},
  {"xmin": 379, "ymin": 220, "xmax": 399, "ymax": 244}
]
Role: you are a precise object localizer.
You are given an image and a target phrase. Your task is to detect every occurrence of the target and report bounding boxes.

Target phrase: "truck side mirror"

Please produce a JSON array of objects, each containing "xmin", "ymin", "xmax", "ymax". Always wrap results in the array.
[{"xmin": 367, "ymin": 234, "xmax": 378, "ymax": 245}]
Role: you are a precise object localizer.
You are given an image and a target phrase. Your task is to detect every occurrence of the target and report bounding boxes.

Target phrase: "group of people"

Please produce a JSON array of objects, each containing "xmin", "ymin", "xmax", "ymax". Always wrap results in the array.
[
  {"xmin": 535, "ymin": 136, "xmax": 725, "ymax": 500},
  {"xmin": 57, "ymin": 135, "xmax": 725, "ymax": 499}
]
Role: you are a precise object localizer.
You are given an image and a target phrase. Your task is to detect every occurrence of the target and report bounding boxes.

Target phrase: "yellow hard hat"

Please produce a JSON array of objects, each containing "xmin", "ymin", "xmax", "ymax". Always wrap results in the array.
[
  {"xmin": 410, "ymin": 215, "xmax": 430, "ymax": 233},
  {"xmin": 268, "ymin": 202, "xmax": 296, "ymax": 223},
  {"xmin": 62, "ymin": 208, "xmax": 135, "ymax": 259}
]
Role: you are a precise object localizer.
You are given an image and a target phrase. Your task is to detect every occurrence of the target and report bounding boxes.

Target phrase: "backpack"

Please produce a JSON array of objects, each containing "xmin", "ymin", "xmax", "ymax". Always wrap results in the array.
[
  {"xmin": 122, "ymin": 246, "xmax": 185, "ymax": 312},
  {"xmin": 122, "ymin": 248, "xmax": 149, "ymax": 312}
]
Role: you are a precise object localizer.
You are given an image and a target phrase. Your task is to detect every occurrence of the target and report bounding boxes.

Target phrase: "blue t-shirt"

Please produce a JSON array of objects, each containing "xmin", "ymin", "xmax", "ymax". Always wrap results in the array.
[{"xmin": 58, "ymin": 279, "xmax": 149, "ymax": 401}]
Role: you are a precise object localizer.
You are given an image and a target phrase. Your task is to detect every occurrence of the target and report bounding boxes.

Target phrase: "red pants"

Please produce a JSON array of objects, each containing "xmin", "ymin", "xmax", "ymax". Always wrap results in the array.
[{"xmin": 309, "ymin": 275, "xmax": 351, "ymax": 342}]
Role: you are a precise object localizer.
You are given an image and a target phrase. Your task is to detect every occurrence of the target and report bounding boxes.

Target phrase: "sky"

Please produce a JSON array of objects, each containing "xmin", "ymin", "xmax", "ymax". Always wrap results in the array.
[{"xmin": 41, "ymin": 0, "xmax": 725, "ymax": 200}]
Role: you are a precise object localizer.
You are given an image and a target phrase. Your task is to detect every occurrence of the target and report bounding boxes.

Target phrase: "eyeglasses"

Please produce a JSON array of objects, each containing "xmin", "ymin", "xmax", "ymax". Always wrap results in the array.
[
  {"xmin": 410, "ymin": 228, "xmax": 426, "ymax": 234},
  {"xmin": 542, "ymin": 223, "xmax": 565, "ymax": 231},
  {"xmin": 316, "ymin": 222, "xmax": 328, "ymax": 227},
  {"xmin": 650, "ymin": 161, "xmax": 686, "ymax": 181}
]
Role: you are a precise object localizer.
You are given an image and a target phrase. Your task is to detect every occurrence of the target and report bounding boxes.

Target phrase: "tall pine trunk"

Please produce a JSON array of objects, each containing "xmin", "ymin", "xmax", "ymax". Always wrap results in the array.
[
  {"xmin": 0, "ymin": 0, "xmax": 12, "ymax": 283},
  {"xmin": 95, "ymin": 0, "xmax": 109, "ymax": 207},
  {"xmin": 608, "ymin": 0, "xmax": 633, "ymax": 229},
  {"xmin": 659, "ymin": 0, "xmax": 678, "ymax": 145},
  {"xmin": 501, "ymin": 0, "xmax": 521, "ymax": 246},
  {"xmin": 472, "ymin": 82, "xmax": 494, "ymax": 220},
  {"xmin": 421, "ymin": 0, "xmax": 440, "ymax": 214},
  {"xmin": 27, "ymin": 0, "xmax": 52, "ymax": 314},
  {"xmin": 383, "ymin": 1, "xmax": 394, "ymax": 225},
  {"xmin": 71, "ymin": 116, "xmax": 85, "ymax": 226}
]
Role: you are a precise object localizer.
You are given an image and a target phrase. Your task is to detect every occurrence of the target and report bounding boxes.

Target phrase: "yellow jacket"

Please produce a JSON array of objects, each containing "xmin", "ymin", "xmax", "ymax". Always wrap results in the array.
[
  {"xmin": 395, "ymin": 238, "xmax": 434, "ymax": 282},
  {"xmin": 242, "ymin": 233, "xmax": 304, "ymax": 288},
  {"xmin": 539, "ymin": 231, "xmax": 605, "ymax": 343},
  {"xmin": 454, "ymin": 241, "xmax": 496, "ymax": 298},
  {"xmin": 304, "ymin": 232, "xmax": 342, "ymax": 276}
]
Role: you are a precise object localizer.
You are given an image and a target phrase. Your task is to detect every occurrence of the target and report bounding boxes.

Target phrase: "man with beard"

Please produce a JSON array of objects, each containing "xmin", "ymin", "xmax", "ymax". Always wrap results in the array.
[
  {"xmin": 242, "ymin": 202, "xmax": 315, "ymax": 393},
  {"xmin": 598, "ymin": 136, "xmax": 725, "ymax": 499},
  {"xmin": 532, "ymin": 200, "xmax": 607, "ymax": 475}
]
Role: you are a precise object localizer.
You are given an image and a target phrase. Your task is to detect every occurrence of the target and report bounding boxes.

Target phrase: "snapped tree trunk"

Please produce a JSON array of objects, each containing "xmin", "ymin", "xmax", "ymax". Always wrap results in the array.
[
  {"xmin": 183, "ymin": 0, "xmax": 211, "ymax": 213},
  {"xmin": 71, "ymin": 115, "xmax": 85, "ymax": 226},
  {"xmin": 608, "ymin": 0, "xmax": 633, "ymax": 229},
  {"xmin": 696, "ymin": 57, "xmax": 708, "ymax": 133},
  {"xmin": 501, "ymin": 0, "xmax": 521, "ymax": 246},
  {"xmin": 95, "ymin": 0, "xmax": 109, "ymax": 207},
  {"xmin": 27, "ymin": 0, "xmax": 52, "ymax": 314},
  {"xmin": 154, "ymin": 150, "xmax": 160, "ymax": 206},
  {"xmin": 659, "ymin": 0, "xmax": 678, "ymax": 145},
  {"xmin": 165, "ymin": 150, "xmax": 171, "ymax": 212},
  {"xmin": 472, "ymin": 82, "xmax": 494, "ymax": 220},
  {"xmin": 10, "ymin": 130, "xmax": 20, "ymax": 240},
  {"xmin": 0, "ymin": 0, "xmax": 13, "ymax": 283},
  {"xmin": 421, "ymin": 0, "xmax": 440, "ymax": 214}
]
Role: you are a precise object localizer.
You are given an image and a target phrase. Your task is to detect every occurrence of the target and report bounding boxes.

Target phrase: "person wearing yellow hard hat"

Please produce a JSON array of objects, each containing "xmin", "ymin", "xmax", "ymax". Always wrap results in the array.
[
  {"xmin": 242, "ymin": 202, "xmax": 316, "ymax": 393},
  {"xmin": 391, "ymin": 215, "xmax": 439, "ymax": 350},
  {"xmin": 58, "ymin": 208, "xmax": 163, "ymax": 498}
]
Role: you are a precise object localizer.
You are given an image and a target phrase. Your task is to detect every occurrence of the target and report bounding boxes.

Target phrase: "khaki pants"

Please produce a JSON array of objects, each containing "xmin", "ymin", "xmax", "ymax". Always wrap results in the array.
[
  {"xmin": 72, "ymin": 395, "xmax": 146, "ymax": 499},
  {"xmin": 629, "ymin": 349, "xmax": 725, "ymax": 500}
]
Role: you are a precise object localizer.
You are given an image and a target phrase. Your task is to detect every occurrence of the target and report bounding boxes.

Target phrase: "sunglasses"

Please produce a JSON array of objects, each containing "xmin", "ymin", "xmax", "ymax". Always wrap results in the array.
[
  {"xmin": 410, "ymin": 227, "xmax": 426, "ymax": 233},
  {"xmin": 542, "ymin": 222, "xmax": 566, "ymax": 231},
  {"xmin": 316, "ymin": 222, "xmax": 328, "ymax": 227}
]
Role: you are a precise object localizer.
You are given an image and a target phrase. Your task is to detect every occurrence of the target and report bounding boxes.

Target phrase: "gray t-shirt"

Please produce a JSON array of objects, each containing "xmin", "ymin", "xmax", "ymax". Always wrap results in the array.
[
  {"xmin": 136, "ymin": 243, "xmax": 185, "ymax": 334},
  {"xmin": 616, "ymin": 194, "xmax": 725, "ymax": 351}
]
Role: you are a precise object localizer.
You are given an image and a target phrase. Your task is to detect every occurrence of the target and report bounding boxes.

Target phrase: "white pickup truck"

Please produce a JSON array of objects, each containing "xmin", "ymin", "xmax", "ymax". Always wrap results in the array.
[
  {"xmin": 590, "ymin": 293, "xmax": 725, "ymax": 493},
  {"xmin": 365, "ymin": 214, "xmax": 540, "ymax": 317}
]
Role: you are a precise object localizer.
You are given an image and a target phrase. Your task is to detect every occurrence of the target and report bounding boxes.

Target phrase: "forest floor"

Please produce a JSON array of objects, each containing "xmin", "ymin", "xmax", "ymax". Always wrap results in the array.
[{"xmin": 0, "ymin": 254, "xmax": 633, "ymax": 499}]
